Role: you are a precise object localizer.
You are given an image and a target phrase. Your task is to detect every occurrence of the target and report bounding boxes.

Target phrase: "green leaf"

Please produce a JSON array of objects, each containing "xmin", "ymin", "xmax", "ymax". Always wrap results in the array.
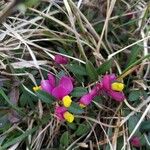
[
  {"xmin": 75, "ymin": 123, "xmax": 90, "ymax": 136},
  {"xmin": 126, "ymin": 45, "xmax": 142, "ymax": 67},
  {"xmin": 128, "ymin": 90, "xmax": 141, "ymax": 101},
  {"xmin": 97, "ymin": 59, "xmax": 112, "ymax": 75},
  {"xmin": 128, "ymin": 114, "xmax": 141, "ymax": 135},
  {"xmin": 71, "ymin": 87, "xmax": 87, "ymax": 97},
  {"xmin": 86, "ymin": 60, "xmax": 98, "ymax": 81},
  {"xmin": 60, "ymin": 131, "xmax": 69, "ymax": 147},
  {"xmin": 67, "ymin": 64, "xmax": 87, "ymax": 76},
  {"xmin": 1, "ymin": 127, "xmax": 38, "ymax": 150},
  {"xmin": 0, "ymin": 88, "xmax": 25, "ymax": 115},
  {"xmin": 67, "ymin": 122, "xmax": 77, "ymax": 130},
  {"xmin": 0, "ymin": 115, "xmax": 9, "ymax": 128},
  {"xmin": 140, "ymin": 121, "xmax": 150, "ymax": 133},
  {"xmin": 24, "ymin": 0, "xmax": 40, "ymax": 7},
  {"xmin": 36, "ymin": 90, "xmax": 55, "ymax": 104},
  {"xmin": 68, "ymin": 102, "xmax": 84, "ymax": 114}
]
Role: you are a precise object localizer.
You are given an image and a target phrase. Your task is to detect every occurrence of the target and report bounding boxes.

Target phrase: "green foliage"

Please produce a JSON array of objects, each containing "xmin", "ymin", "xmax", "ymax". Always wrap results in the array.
[
  {"xmin": 75, "ymin": 123, "xmax": 90, "ymax": 136},
  {"xmin": 86, "ymin": 60, "xmax": 98, "ymax": 81},
  {"xmin": 71, "ymin": 87, "xmax": 87, "ymax": 97},
  {"xmin": 97, "ymin": 59, "xmax": 112, "ymax": 75},
  {"xmin": 24, "ymin": 0, "xmax": 40, "ymax": 7},
  {"xmin": 20, "ymin": 89, "xmax": 37, "ymax": 108},
  {"xmin": 60, "ymin": 131, "xmax": 70, "ymax": 147},
  {"xmin": 126, "ymin": 45, "xmax": 142, "ymax": 67},
  {"xmin": 35, "ymin": 90, "xmax": 55, "ymax": 104},
  {"xmin": 0, "ymin": 115, "xmax": 9, "ymax": 129},
  {"xmin": 128, "ymin": 90, "xmax": 141, "ymax": 101},
  {"xmin": 67, "ymin": 63, "xmax": 87, "ymax": 76},
  {"xmin": 0, "ymin": 88, "xmax": 24, "ymax": 115},
  {"xmin": 140, "ymin": 121, "xmax": 150, "ymax": 133},
  {"xmin": 1, "ymin": 127, "xmax": 38, "ymax": 150},
  {"xmin": 68, "ymin": 102, "xmax": 84, "ymax": 114}
]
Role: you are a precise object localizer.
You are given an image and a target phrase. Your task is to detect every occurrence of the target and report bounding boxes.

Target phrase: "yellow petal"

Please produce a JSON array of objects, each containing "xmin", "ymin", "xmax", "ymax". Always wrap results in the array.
[
  {"xmin": 62, "ymin": 95, "xmax": 72, "ymax": 107},
  {"xmin": 111, "ymin": 82, "xmax": 124, "ymax": 92},
  {"xmin": 33, "ymin": 86, "xmax": 41, "ymax": 92},
  {"xmin": 63, "ymin": 112, "xmax": 74, "ymax": 123}
]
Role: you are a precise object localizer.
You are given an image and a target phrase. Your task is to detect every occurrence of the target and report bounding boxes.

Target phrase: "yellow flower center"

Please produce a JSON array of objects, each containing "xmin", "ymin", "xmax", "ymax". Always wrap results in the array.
[
  {"xmin": 63, "ymin": 111, "xmax": 74, "ymax": 123},
  {"xmin": 79, "ymin": 103, "xmax": 86, "ymax": 108},
  {"xmin": 33, "ymin": 86, "xmax": 41, "ymax": 92},
  {"xmin": 62, "ymin": 95, "xmax": 72, "ymax": 107},
  {"xmin": 111, "ymin": 82, "xmax": 124, "ymax": 92}
]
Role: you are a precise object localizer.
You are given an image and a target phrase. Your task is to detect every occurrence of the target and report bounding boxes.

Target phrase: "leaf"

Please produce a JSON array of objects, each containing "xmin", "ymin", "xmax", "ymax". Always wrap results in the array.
[
  {"xmin": 71, "ymin": 87, "xmax": 87, "ymax": 97},
  {"xmin": 36, "ymin": 90, "xmax": 55, "ymax": 104},
  {"xmin": 126, "ymin": 45, "xmax": 142, "ymax": 67},
  {"xmin": 128, "ymin": 114, "xmax": 141, "ymax": 134},
  {"xmin": 97, "ymin": 59, "xmax": 112, "ymax": 75},
  {"xmin": 67, "ymin": 64, "xmax": 87, "ymax": 76},
  {"xmin": 68, "ymin": 102, "xmax": 84, "ymax": 114},
  {"xmin": 75, "ymin": 123, "xmax": 90, "ymax": 136},
  {"xmin": 60, "ymin": 131, "xmax": 69, "ymax": 147},
  {"xmin": 86, "ymin": 60, "xmax": 98, "ymax": 81},
  {"xmin": 140, "ymin": 121, "xmax": 150, "ymax": 133},
  {"xmin": 128, "ymin": 90, "xmax": 141, "ymax": 101},
  {"xmin": 20, "ymin": 92, "xmax": 29, "ymax": 107},
  {"xmin": 67, "ymin": 122, "xmax": 77, "ymax": 130},
  {"xmin": 0, "ymin": 115, "xmax": 9, "ymax": 128},
  {"xmin": 24, "ymin": 0, "xmax": 40, "ymax": 7},
  {"xmin": 0, "ymin": 88, "xmax": 25, "ymax": 115},
  {"xmin": 1, "ymin": 127, "xmax": 38, "ymax": 150}
]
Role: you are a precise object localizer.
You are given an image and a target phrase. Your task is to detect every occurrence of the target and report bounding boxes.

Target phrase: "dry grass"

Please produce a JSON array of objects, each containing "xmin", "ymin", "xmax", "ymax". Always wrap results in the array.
[{"xmin": 0, "ymin": 0, "xmax": 150, "ymax": 149}]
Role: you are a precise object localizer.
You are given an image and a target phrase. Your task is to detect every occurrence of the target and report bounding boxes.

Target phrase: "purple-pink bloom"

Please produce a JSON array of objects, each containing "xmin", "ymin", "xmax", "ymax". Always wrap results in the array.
[
  {"xmin": 54, "ymin": 54, "xmax": 69, "ymax": 65},
  {"xmin": 41, "ymin": 74, "xmax": 73, "ymax": 100},
  {"xmin": 79, "ymin": 84, "xmax": 101, "ymax": 106},
  {"xmin": 101, "ymin": 74, "xmax": 125, "ymax": 102},
  {"xmin": 80, "ymin": 94, "xmax": 92, "ymax": 106},
  {"xmin": 130, "ymin": 136, "xmax": 141, "ymax": 147},
  {"xmin": 55, "ymin": 106, "xmax": 67, "ymax": 120}
]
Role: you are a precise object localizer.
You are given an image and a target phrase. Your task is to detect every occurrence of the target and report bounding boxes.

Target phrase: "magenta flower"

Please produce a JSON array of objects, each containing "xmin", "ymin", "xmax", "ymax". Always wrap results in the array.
[
  {"xmin": 41, "ymin": 74, "xmax": 73, "ymax": 100},
  {"xmin": 79, "ymin": 84, "xmax": 101, "ymax": 107},
  {"xmin": 130, "ymin": 136, "xmax": 141, "ymax": 147},
  {"xmin": 55, "ymin": 106, "xmax": 67, "ymax": 120},
  {"xmin": 54, "ymin": 54, "xmax": 69, "ymax": 65},
  {"xmin": 101, "ymin": 74, "xmax": 125, "ymax": 102}
]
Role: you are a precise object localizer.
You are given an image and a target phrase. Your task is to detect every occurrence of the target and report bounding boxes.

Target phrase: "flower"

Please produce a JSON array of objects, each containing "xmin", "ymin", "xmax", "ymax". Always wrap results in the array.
[
  {"xmin": 54, "ymin": 54, "xmax": 69, "ymax": 65},
  {"xmin": 41, "ymin": 74, "xmax": 75, "ymax": 122},
  {"xmin": 130, "ymin": 136, "xmax": 141, "ymax": 147},
  {"xmin": 41, "ymin": 74, "xmax": 73, "ymax": 100},
  {"xmin": 101, "ymin": 74, "xmax": 125, "ymax": 102},
  {"xmin": 55, "ymin": 106, "xmax": 74, "ymax": 123},
  {"xmin": 63, "ymin": 111, "xmax": 74, "ymax": 123},
  {"xmin": 79, "ymin": 84, "xmax": 101, "ymax": 107},
  {"xmin": 62, "ymin": 95, "xmax": 72, "ymax": 108},
  {"xmin": 55, "ymin": 106, "xmax": 67, "ymax": 120},
  {"xmin": 33, "ymin": 86, "xmax": 41, "ymax": 92}
]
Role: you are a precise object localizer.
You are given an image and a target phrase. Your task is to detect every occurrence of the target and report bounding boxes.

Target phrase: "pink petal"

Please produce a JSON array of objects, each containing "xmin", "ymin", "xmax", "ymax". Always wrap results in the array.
[
  {"xmin": 102, "ymin": 74, "xmax": 116, "ymax": 90},
  {"xmin": 90, "ymin": 83, "xmax": 102, "ymax": 97},
  {"xmin": 52, "ymin": 85, "xmax": 69, "ymax": 100},
  {"xmin": 41, "ymin": 80, "xmax": 53, "ymax": 94},
  {"xmin": 54, "ymin": 54, "xmax": 69, "ymax": 64},
  {"xmin": 130, "ymin": 136, "xmax": 141, "ymax": 147},
  {"xmin": 59, "ymin": 76, "xmax": 73, "ymax": 94},
  {"xmin": 55, "ymin": 106, "xmax": 67, "ymax": 120},
  {"xmin": 109, "ymin": 74, "xmax": 116, "ymax": 80},
  {"xmin": 48, "ymin": 73, "xmax": 55, "ymax": 87},
  {"xmin": 108, "ymin": 90, "xmax": 125, "ymax": 102},
  {"xmin": 79, "ymin": 94, "xmax": 93, "ymax": 106}
]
